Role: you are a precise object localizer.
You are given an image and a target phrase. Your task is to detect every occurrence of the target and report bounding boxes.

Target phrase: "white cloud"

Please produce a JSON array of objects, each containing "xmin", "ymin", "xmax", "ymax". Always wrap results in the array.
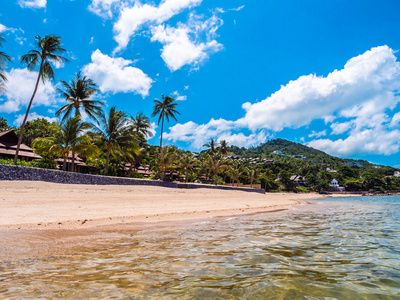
[
  {"xmin": 113, "ymin": 0, "xmax": 202, "ymax": 53},
  {"xmin": 18, "ymin": 0, "xmax": 46, "ymax": 9},
  {"xmin": 308, "ymin": 126, "xmax": 400, "ymax": 156},
  {"xmin": 172, "ymin": 91, "xmax": 187, "ymax": 101},
  {"xmin": 82, "ymin": 49, "xmax": 153, "ymax": 97},
  {"xmin": 0, "ymin": 69, "xmax": 58, "ymax": 113},
  {"xmin": 13, "ymin": 112, "xmax": 57, "ymax": 126},
  {"xmin": 148, "ymin": 122, "xmax": 158, "ymax": 139},
  {"xmin": 165, "ymin": 46, "xmax": 400, "ymax": 156},
  {"xmin": 0, "ymin": 24, "xmax": 7, "ymax": 33},
  {"xmin": 150, "ymin": 13, "xmax": 223, "ymax": 71},
  {"xmin": 308, "ymin": 130, "xmax": 327, "ymax": 138},
  {"xmin": 238, "ymin": 46, "xmax": 400, "ymax": 132},
  {"xmin": 88, "ymin": 0, "xmax": 120, "ymax": 18},
  {"xmin": 217, "ymin": 131, "xmax": 267, "ymax": 148},
  {"xmin": 230, "ymin": 5, "xmax": 245, "ymax": 11}
]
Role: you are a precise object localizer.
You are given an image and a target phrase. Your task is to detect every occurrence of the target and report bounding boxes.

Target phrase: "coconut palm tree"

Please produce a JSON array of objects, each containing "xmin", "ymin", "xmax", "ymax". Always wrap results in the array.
[
  {"xmin": 14, "ymin": 35, "xmax": 69, "ymax": 165},
  {"xmin": 203, "ymin": 138, "xmax": 217, "ymax": 154},
  {"xmin": 0, "ymin": 33, "xmax": 12, "ymax": 94},
  {"xmin": 56, "ymin": 72, "xmax": 103, "ymax": 122},
  {"xmin": 180, "ymin": 152, "xmax": 197, "ymax": 183},
  {"xmin": 33, "ymin": 116, "xmax": 99, "ymax": 171},
  {"xmin": 130, "ymin": 112, "xmax": 153, "ymax": 138},
  {"xmin": 152, "ymin": 94, "xmax": 180, "ymax": 149},
  {"xmin": 92, "ymin": 106, "xmax": 139, "ymax": 175},
  {"xmin": 218, "ymin": 140, "xmax": 229, "ymax": 155}
]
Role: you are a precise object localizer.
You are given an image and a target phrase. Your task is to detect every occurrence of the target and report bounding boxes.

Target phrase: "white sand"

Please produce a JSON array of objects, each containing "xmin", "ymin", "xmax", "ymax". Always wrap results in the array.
[{"xmin": 0, "ymin": 181, "xmax": 324, "ymax": 229}]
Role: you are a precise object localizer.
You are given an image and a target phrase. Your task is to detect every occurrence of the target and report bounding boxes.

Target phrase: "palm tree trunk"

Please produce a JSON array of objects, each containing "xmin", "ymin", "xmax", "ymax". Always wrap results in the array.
[
  {"xmin": 63, "ymin": 152, "xmax": 67, "ymax": 171},
  {"xmin": 214, "ymin": 174, "xmax": 217, "ymax": 185},
  {"xmin": 13, "ymin": 59, "xmax": 44, "ymax": 165},
  {"xmin": 185, "ymin": 167, "xmax": 188, "ymax": 183},
  {"xmin": 70, "ymin": 150, "xmax": 75, "ymax": 172},
  {"xmin": 159, "ymin": 114, "xmax": 164, "ymax": 149}
]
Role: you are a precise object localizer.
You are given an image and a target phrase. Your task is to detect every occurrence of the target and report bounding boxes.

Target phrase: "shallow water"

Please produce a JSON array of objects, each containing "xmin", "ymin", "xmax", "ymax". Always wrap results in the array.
[{"xmin": 1, "ymin": 196, "xmax": 400, "ymax": 299}]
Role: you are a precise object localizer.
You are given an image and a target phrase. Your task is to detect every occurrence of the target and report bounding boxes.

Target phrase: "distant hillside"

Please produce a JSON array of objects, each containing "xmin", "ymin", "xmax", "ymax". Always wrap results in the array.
[
  {"xmin": 228, "ymin": 138, "xmax": 331, "ymax": 158},
  {"xmin": 228, "ymin": 138, "xmax": 373, "ymax": 166}
]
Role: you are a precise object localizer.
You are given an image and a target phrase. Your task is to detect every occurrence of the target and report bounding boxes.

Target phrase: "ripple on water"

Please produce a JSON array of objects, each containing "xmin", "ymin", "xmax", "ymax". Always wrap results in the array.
[{"xmin": 0, "ymin": 196, "xmax": 400, "ymax": 299}]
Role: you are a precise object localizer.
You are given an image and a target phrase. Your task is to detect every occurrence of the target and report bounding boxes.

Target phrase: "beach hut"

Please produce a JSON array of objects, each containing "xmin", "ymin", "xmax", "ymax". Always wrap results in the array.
[{"xmin": 0, "ymin": 130, "xmax": 41, "ymax": 161}]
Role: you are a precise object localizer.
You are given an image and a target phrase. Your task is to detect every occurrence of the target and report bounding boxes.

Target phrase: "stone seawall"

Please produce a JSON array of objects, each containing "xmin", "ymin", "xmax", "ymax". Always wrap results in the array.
[{"xmin": 0, "ymin": 164, "xmax": 265, "ymax": 194}]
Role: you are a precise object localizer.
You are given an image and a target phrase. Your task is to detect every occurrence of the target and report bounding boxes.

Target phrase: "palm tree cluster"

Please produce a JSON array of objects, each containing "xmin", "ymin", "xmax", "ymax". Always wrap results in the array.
[{"xmin": 2, "ymin": 33, "xmax": 267, "ymax": 189}]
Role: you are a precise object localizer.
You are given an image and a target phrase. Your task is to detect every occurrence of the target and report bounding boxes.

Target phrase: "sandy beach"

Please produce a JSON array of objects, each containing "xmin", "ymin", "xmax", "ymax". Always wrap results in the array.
[{"xmin": 0, "ymin": 181, "xmax": 325, "ymax": 230}]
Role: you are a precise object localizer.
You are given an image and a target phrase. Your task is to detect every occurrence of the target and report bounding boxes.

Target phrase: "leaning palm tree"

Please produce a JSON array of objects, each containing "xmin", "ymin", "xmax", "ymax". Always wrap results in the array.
[
  {"xmin": 0, "ymin": 33, "xmax": 12, "ymax": 94},
  {"xmin": 130, "ymin": 112, "xmax": 153, "ymax": 138},
  {"xmin": 14, "ymin": 35, "xmax": 69, "ymax": 165},
  {"xmin": 152, "ymin": 94, "xmax": 180, "ymax": 149},
  {"xmin": 92, "ymin": 106, "xmax": 139, "ymax": 175},
  {"xmin": 33, "ymin": 116, "xmax": 99, "ymax": 171},
  {"xmin": 56, "ymin": 72, "xmax": 103, "ymax": 122}
]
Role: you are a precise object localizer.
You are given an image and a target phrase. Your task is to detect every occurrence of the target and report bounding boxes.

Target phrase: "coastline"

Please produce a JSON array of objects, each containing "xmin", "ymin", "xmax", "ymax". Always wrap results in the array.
[{"xmin": 0, "ymin": 181, "xmax": 325, "ymax": 230}]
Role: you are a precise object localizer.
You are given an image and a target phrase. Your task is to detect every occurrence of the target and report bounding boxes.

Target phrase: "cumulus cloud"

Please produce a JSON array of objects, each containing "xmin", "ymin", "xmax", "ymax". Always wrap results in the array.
[
  {"xmin": 13, "ymin": 112, "xmax": 57, "ymax": 126},
  {"xmin": 82, "ymin": 49, "xmax": 153, "ymax": 97},
  {"xmin": 150, "ymin": 13, "xmax": 223, "ymax": 71},
  {"xmin": 165, "ymin": 46, "xmax": 400, "ymax": 156},
  {"xmin": 0, "ymin": 24, "xmax": 7, "ymax": 33},
  {"xmin": 308, "ymin": 126, "xmax": 400, "ymax": 156},
  {"xmin": 113, "ymin": 0, "xmax": 202, "ymax": 52},
  {"xmin": 18, "ymin": 0, "xmax": 46, "ymax": 9},
  {"xmin": 0, "ymin": 69, "xmax": 58, "ymax": 113}
]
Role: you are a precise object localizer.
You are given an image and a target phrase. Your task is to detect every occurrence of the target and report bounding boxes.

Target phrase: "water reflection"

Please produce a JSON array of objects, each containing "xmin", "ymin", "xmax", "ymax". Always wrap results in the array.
[{"xmin": 1, "ymin": 196, "xmax": 400, "ymax": 299}]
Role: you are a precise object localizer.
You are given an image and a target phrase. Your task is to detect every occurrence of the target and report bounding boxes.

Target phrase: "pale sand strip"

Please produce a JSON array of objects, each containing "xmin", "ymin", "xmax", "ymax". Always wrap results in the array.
[{"xmin": 0, "ymin": 181, "xmax": 325, "ymax": 230}]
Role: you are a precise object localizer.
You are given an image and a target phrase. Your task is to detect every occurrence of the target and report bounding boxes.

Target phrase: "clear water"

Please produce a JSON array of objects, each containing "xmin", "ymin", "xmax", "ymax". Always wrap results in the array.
[{"xmin": 1, "ymin": 196, "xmax": 400, "ymax": 299}]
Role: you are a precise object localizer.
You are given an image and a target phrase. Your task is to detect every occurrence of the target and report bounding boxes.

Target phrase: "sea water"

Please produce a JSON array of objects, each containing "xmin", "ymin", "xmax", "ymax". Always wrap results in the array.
[{"xmin": 0, "ymin": 195, "xmax": 400, "ymax": 299}]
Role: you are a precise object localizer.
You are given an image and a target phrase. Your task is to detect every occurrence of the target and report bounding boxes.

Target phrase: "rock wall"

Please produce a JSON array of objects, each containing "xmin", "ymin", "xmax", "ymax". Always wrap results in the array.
[{"xmin": 0, "ymin": 164, "xmax": 265, "ymax": 194}]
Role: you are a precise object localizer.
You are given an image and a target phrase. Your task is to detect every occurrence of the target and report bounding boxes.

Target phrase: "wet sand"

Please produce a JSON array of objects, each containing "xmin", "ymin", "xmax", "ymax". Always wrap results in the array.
[{"xmin": 0, "ymin": 180, "xmax": 324, "ymax": 260}]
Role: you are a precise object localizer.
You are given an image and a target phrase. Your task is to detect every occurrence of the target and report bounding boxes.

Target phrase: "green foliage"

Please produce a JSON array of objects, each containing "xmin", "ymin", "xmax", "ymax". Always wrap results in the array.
[
  {"xmin": 0, "ymin": 158, "xmax": 36, "ymax": 167},
  {"xmin": 130, "ymin": 170, "xmax": 145, "ymax": 179},
  {"xmin": 278, "ymin": 170, "xmax": 296, "ymax": 191},
  {"xmin": 344, "ymin": 179, "xmax": 364, "ymax": 191},
  {"xmin": 0, "ymin": 117, "xmax": 11, "ymax": 132},
  {"xmin": 16, "ymin": 118, "xmax": 56, "ymax": 147}
]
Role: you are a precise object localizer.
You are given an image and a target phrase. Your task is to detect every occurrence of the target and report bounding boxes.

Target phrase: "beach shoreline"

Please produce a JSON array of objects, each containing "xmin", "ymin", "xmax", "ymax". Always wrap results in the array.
[
  {"xmin": 0, "ymin": 181, "xmax": 360, "ymax": 261},
  {"xmin": 0, "ymin": 180, "xmax": 326, "ymax": 230}
]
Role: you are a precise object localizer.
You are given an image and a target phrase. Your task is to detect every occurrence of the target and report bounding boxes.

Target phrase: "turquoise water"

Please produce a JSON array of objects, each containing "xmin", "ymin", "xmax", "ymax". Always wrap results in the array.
[{"xmin": 1, "ymin": 196, "xmax": 400, "ymax": 299}]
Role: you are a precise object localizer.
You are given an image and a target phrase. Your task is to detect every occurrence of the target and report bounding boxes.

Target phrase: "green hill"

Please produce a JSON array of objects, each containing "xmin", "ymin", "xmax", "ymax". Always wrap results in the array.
[
  {"xmin": 228, "ymin": 138, "xmax": 370, "ymax": 166},
  {"xmin": 228, "ymin": 138, "xmax": 331, "ymax": 158}
]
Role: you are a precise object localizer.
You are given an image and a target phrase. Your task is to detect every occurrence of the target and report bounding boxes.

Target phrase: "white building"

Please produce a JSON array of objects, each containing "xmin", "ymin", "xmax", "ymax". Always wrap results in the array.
[{"xmin": 330, "ymin": 179, "xmax": 345, "ymax": 192}]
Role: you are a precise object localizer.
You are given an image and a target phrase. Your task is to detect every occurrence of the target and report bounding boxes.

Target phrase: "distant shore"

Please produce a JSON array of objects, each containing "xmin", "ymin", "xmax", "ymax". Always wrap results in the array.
[{"xmin": 0, "ymin": 181, "xmax": 327, "ymax": 230}]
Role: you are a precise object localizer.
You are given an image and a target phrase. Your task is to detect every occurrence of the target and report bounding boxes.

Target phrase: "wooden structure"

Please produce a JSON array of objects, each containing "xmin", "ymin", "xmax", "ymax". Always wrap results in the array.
[{"xmin": 0, "ymin": 130, "xmax": 41, "ymax": 161}]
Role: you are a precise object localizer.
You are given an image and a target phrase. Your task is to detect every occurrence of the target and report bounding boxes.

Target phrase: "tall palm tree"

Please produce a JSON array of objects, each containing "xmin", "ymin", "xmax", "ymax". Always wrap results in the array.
[
  {"xmin": 130, "ymin": 112, "xmax": 153, "ymax": 138},
  {"xmin": 203, "ymin": 138, "xmax": 216, "ymax": 153},
  {"xmin": 33, "ymin": 116, "xmax": 99, "ymax": 171},
  {"xmin": 92, "ymin": 106, "xmax": 139, "ymax": 175},
  {"xmin": 152, "ymin": 94, "xmax": 180, "ymax": 149},
  {"xmin": 56, "ymin": 72, "xmax": 103, "ymax": 122},
  {"xmin": 14, "ymin": 35, "xmax": 69, "ymax": 165},
  {"xmin": 0, "ymin": 33, "xmax": 12, "ymax": 94},
  {"xmin": 218, "ymin": 140, "xmax": 229, "ymax": 155}
]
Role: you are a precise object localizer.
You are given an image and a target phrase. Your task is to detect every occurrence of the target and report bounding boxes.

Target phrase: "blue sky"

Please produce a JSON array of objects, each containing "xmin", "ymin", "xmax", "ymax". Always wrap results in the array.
[{"xmin": 1, "ymin": 0, "xmax": 400, "ymax": 166}]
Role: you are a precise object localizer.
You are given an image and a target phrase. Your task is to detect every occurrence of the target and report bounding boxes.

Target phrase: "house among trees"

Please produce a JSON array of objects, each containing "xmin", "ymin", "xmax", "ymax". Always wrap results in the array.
[
  {"xmin": 290, "ymin": 175, "xmax": 306, "ymax": 185},
  {"xmin": 0, "ymin": 130, "xmax": 41, "ymax": 161},
  {"xmin": 55, "ymin": 152, "xmax": 88, "ymax": 173},
  {"xmin": 330, "ymin": 179, "xmax": 345, "ymax": 192}
]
